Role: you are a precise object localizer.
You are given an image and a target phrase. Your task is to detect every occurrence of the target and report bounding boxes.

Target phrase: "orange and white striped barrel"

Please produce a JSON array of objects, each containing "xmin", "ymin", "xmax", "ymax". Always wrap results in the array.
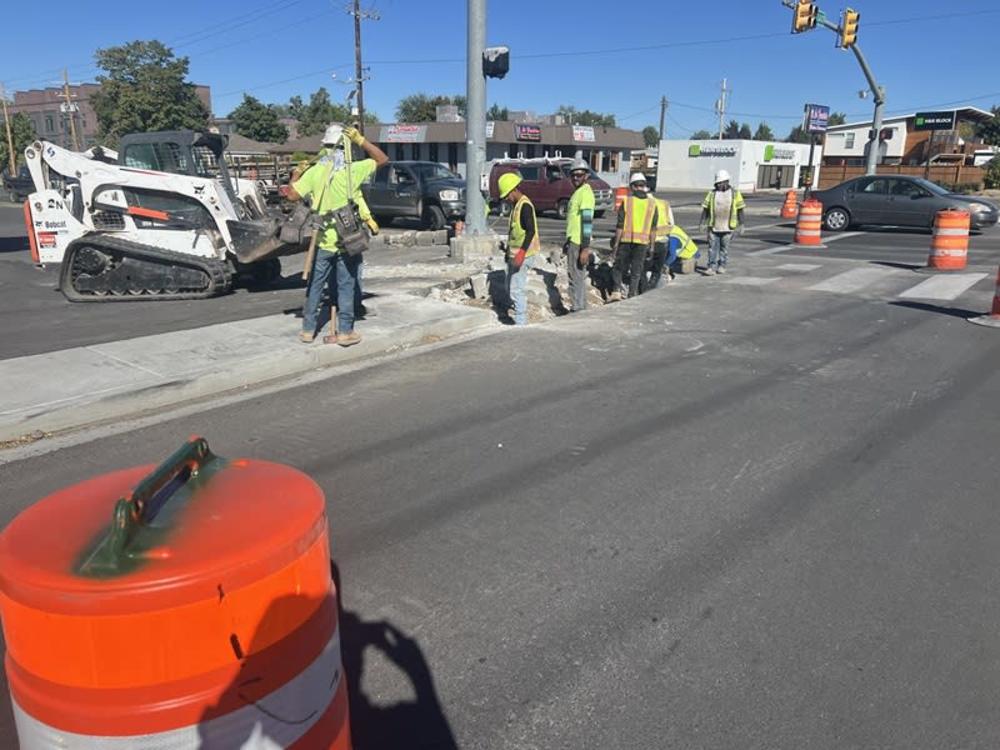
[
  {"xmin": 969, "ymin": 266, "xmax": 1000, "ymax": 328},
  {"xmin": 614, "ymin": 186, "xmax": 628, "ymax": 211},
  {"xmin": 795, "ymin": 199, "xmax": 823, "ymax": 246},
  {"xmin": 0, "ymin": 437, "xmax": 351, "ymax": 749},
  {"xmin": 780, "ymin": 190, "xmax": 798, "ymax": 219},
  {"xmin": 927, "ymin": 208, "xmax": 970, "ymax": 270}
]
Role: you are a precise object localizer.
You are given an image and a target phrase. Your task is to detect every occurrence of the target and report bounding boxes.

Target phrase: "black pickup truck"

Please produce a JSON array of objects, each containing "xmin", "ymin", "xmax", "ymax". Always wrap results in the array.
[
  {"xmin": 362, "ymin": 161, "xmax": 466, "ymax": 230},
  {"xmin": 3, "ymin": 166, "xmax": 34, "ymax": 203}
]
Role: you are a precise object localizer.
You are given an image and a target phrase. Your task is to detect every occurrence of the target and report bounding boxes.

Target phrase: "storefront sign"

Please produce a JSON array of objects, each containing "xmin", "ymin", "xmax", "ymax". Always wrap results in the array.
[
  {"xmin": 486, "ymin": 121, "xmax": 495, "ymax": 139},
  {"xmin": 379, "ymin": 124, "xmax": 427, "ymax": 143},
  {"xmin": 572, "ymin": 125, "xmax": 595, "ymax": 143},
  {"xmin": 514, "ymin": 124, "xmax": 542, "ymax": 142},
  {"xmin": 804, "ymin": 103, "xmax": 830, "ymax": 134},
  {"xmin": 688, "ymin": 144, "xmax": 737, "ymax": 158},
  {"xmin": 764, "ymin": 145, "xmax": 796, "ymax": 162},
  {"xmin": 914, "ymin": 111, "xmax": 956, "ymax": 132}
]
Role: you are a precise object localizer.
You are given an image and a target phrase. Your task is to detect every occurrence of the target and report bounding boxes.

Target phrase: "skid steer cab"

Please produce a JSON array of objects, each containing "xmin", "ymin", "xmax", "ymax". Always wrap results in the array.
[{"xmin": 23, "ymin": 130, "xmax": 304, "ymax": 302}]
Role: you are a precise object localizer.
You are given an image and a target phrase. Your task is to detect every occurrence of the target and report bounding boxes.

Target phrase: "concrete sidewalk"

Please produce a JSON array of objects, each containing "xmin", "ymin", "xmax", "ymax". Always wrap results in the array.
[{"xmin": 0, "ymin": 289, "xmax": 497, "ymax": 443}]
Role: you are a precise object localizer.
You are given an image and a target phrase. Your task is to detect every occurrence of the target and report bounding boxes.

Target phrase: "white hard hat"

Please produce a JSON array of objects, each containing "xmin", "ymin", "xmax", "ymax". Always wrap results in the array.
[
  {"xmin": 322, "ymin": 123, "xmax": 345, "ymax": 146},
  {"xmin": 629, "ymin": 172, "xmax": 647, "ymax": 185},
  {"xmin": 570, "ymin": 159, "xmax": 590, "ymax": 173},
  {"xmin": 714, "ymin": 169, "xmax": 731, "ymax": 184}
]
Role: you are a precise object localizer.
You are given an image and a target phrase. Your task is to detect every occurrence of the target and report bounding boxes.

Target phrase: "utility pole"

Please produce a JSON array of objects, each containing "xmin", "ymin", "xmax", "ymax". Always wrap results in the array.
[
  {"xmin": 715, "ymin": 78, "xmax": 729, "ymax": 140},
  {"xmin": 1, "ymin": 83, "xmax": 16, "ymax": 176},
  {"xmin": 61, "ymin": 69, "xmax": 80, "ymax": 151},
  {"xmin": 348, "ymin": 1, "xmax": 379, "ymax": 136},
  {"xmin": 464, "ymin": 0, "xmax": 487, "ymax": 235},
  {"xmin": 658, "ymin": 96, "xmax": 668, "ymax": 142}
]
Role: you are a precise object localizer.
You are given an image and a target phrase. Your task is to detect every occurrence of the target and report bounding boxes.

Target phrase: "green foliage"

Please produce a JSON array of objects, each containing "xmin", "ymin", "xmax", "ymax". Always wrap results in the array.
[
  {"xmin": 738, "ymin": 122, "xmax": 752, "ymax": 140},
  {"xmin": 290, "ymin": 151, "xmax": 312, "ymax": 163},
  {"xmin": 983, "ymin": 156, "xmax": 1000, "ymax": 189},
  {"xmin": 977, "ymin": 106, "xmax": 1000, "ymax": 146},
  {"xmin": 90, "ymin": 40, "xmax": 210, "ymax": 146},
  {"xmin": 785, "ymin": 125, "xmax": 811, "ymax": 144},
  {"xmin": 828, "ymin": 111, "xmax": 847, "ymax": 126},
  {"xmin": 753, "ymin": 122, "xmax": 775, "ymax": 141},
  {"xmin": 691, "ymin": 129, "xmax": 713, "ymax": 139},
  {"xmin": 556, "ymin": 105, "xmax": 615, "ymax": 127},
  {"xmin": 723, "ymin": 120, "xmax": 741, "ymax": 139},
  {"xmin": 228, "ymin": 95, "xmax": 288, "ymax": 143},
  {"xmin": 486, "ymin": 102, "xmax": 509, "ymax": 121},
  {"xmin": 395, "ymin": 94, "xmax": 466, "ymax": 123},
  {"xmin": 0, "ymin": 112, "xmax": 37, "ymax": 169},
  {"xmin": 642, "ymin": 126, "xmax": 659, "ymax": 147},
  {"xmin": 287, "ymin": 88, "xmax": 377, "ymax": 137}
]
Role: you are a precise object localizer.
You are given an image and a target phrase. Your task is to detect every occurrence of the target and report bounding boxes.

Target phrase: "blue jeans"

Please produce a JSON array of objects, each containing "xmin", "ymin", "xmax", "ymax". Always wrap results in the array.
[
  {"xmin": 508, "ymin": 253, "xmax": 538, "ymax": 326},
  {"xmin": 708, "ymin": 231, "xmax": 732, "ymax": 269},
  {"xmin": 303, "ymin": 251, "xmax": 361, "ymax": 335}
]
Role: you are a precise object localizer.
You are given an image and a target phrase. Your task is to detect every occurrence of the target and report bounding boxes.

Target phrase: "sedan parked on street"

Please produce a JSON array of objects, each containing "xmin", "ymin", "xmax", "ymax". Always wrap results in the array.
[{"xmin": 811, "ymin": 175, "xmax": 999, "ymax": 231}]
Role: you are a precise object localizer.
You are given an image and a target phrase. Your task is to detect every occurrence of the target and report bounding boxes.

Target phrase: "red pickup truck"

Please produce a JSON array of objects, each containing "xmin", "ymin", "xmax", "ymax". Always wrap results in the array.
[{"xmin": 488, "ymin": 158, "xmax": 612, "ymax": 219}]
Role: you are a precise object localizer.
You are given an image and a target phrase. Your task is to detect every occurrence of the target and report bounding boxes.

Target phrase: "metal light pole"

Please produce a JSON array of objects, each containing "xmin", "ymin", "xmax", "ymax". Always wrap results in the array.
[
  {"xmin": 464, "ymin": 0, "xmax": 487, "ymax": 235},
  {"xmin": 850, "ymin": 45, "xmax": 885, "ymax": 176}
]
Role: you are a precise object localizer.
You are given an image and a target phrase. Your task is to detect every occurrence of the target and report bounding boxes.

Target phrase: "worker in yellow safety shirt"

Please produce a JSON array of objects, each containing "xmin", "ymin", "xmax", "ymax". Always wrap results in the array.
[
  {"xmin": 644, "ymin": 191, "xmax": 674, "ymax": 290},
  {"xmin": 563, "ymin": 159, "xmax": 595, "ymax": 312},
  {"xmin": 698, "ymin": 169, "xmax": 745, "ymax": 275},
  {"xmin": 498, "ymin": 172, "xmax": 540, "ymax": 326},
  {"xmin": 610, "ymin": 173, "xmax": 658, "ymax": 300}
]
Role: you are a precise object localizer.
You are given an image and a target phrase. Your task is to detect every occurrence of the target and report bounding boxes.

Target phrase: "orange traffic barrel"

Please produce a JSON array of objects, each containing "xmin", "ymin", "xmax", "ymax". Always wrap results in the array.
[
  {"xmin": 794, "ymin": 199, "xmax": 823, "ymax": 246},
  {"xmin": 0, "ymin": 436, "xmax": 351, "ymax": 749},
  {"xmin": 780, "ymin": 190, "xmax": 798, "ymax": 219},
  {"xmin": 927, "ymin": 208, "xmax": 970, "ymax": 270},
  {"xmin": 969, "ymin": 266, "xmax": 1000, "ymax": 328},
  {"xmin": 614, "ymin": 185, "xmax": 628, "ymax": 211}
]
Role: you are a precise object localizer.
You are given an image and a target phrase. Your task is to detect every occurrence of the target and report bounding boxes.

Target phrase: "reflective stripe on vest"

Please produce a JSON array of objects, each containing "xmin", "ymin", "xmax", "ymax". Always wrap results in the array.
[
  {"xmin": 670, "ymin": 226, "xmax": 699, "ymax": 259},
  {"xmin": 509, "ymin": 196, "xmax": 541, "ymax": 256},
  {"xmin": 654, "ymin": 198, "xmax": 672, "ymax": 240},
  {"xmin": 621, "ymin": 195, "xmax": 656, "ymax": 244}
]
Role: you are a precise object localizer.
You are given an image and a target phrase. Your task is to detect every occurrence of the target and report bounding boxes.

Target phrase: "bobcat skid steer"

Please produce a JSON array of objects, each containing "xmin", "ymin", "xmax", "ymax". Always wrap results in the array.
[{"xmin": 23, "ymin": 130, "xmax": 304, "ymax": 302}]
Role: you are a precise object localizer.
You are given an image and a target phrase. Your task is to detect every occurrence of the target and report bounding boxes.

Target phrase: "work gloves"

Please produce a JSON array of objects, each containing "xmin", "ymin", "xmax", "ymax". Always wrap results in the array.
[
  {"xmin": 365, "ymin": 217, "xmax": 380, "ymax": 235},
  {"xmin": 511, "ymin": 248, "xmax": 526, "ymax": 270},
  {"xmin": 343, "ymin": 126, "xmax": 366, "ymax": 146}
]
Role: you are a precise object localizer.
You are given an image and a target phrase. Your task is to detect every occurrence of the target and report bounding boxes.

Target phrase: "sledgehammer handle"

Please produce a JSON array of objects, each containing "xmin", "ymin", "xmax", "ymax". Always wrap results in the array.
[{"xmin": 301, "ymin": 230, "xmax": 319, "ymax": 281}]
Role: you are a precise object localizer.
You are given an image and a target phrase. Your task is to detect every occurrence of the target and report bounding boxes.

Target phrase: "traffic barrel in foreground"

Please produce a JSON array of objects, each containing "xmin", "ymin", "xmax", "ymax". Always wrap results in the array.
[
  {"xmin": 0, "ymin": 436, "xmax": 351, "ymax": 749},
  {"xmin": 795, "ymin": 199, "xmax": 823, "ymax": 246},
  {"xmin": 780, "ymin": 190, "xmax": 798, "ymax": 219},
  {"xmin": 927, "ymin": 208, "xmax": 970, "ymax": 271},
  {"xmin": 969, "ymin": 266, "xmax": 1000, "ymax": 328},
  {"xmin": 614, "ymin": 186, "xmax": 628, "ymax": 211}
]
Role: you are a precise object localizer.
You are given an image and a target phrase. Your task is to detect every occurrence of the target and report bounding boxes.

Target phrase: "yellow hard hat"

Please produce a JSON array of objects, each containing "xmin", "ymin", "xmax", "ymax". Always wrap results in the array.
[{"xmin": 498, "ymin": 172, "xmax": 522, "ymax": 198}]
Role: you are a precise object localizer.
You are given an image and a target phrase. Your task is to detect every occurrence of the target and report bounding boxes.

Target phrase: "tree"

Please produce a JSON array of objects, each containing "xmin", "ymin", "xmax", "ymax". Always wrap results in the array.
[
  {"xmin": 395, "ymin": 94, "xmax": 465, "ymax": 123},
  {"xmin": 828, "ymin": 111, "xmax": 847, "ymax": 126},
  {"xmin": 486, "ymin": 102, "xmax": 509, "ymax": 121},
  {"xmin": 753, "ymin": 122, "xmax": 775, "ymax": 141},
  {"xmin": 738, "ymin": 122, "xmax": 752, "ymax": 140},
  {"xmin": 691, "ymin": 129, "xmax": 713, "ymax": 139},
  {"xmin": 785, "ymin": 125, "xmax": 811, "ymax": 144},
  {"xmin": 90, "ymin": 40, "xmax": 210, "ymax": 146},
  {"xmin": 556, "ymin": 105, "xmax": 615, "ymax": 127},
  {"xmin": 228, "ymin": 95, "xmax": 288, "ymax": 143},
  {"xmin": 983, "ymin": 156, "xmax": 1000, "ymax": 189},
  {"xmin": 977, "ymin": 105, "xmax": 1000, "ymax": 146},
  {"xmin": 0, "ymin": 112, "xmax": 37, "ymax": 171},
  {"xmin": 642, "ymin": 126, "xmax": 659, "ymax": 147},
  {"xmin": 723, "ymin": 120, "xmax": 741, "ymax": 139}
]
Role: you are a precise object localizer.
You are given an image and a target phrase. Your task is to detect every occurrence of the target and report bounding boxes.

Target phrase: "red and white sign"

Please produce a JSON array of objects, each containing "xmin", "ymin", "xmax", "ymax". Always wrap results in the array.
[{"xmin": 572, "ymin": 125, "xmax": 596, "ymax": 143}]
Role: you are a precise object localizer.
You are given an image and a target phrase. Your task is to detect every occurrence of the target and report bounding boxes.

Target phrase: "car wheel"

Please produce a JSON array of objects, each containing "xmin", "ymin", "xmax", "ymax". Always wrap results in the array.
[
  {"xmin": 422, "ymin": 204, "xmax": 447, "ymax": 230},
  {"xmin": 823, "ymin": 207, "xmax": 850, "ymax": 231},
  {"xmin": 556, "ymin": 199, "xmax": 569, "ymax": 220}
]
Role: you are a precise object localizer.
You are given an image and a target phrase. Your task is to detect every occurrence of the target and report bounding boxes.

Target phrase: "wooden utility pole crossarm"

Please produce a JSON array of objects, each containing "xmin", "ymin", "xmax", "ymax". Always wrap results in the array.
[
  {"xmin": 62, "ymin": 70, "xmax": 80, "ymax": 151},
  {"xmin": 1, "ymin": 83, "xmax": 16, "ymax": 175}
]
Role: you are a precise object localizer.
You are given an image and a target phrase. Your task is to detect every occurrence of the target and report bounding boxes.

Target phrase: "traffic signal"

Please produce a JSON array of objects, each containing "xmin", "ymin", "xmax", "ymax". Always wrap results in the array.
[
  {"xmin": 792, "ymin": 0, "xmax": 818, "ymax": 33},
  {"xmin": 838, "ymin": 8, "xmax": 860, "ymax": 48}
]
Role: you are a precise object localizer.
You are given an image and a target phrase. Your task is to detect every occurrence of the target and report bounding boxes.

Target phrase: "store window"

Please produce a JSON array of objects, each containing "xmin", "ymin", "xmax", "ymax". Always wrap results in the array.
[
  {"xmin": 394, "ymin": 144, "xmax": 405, "ymax": 161},
  {"xmin": 845, "ymin": 133, "xmax": 855, "ymax": 149},
  {"xmin": 410, "ymin": 143, "xmax": 420, "ymax": 160},
  {"xmin": 448, "ymin": 143, "xmax": 458, "ymax": 172},
  {"xmin": 429, "ymin": 143, "xmax": 439, "ymax": 163},
  {"xmin": 45, "ymin": 115, "xmax": 54, "ymax": 133}
]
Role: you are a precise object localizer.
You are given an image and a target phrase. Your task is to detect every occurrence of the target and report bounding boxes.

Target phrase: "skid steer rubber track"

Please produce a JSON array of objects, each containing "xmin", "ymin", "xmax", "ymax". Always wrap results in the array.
[{"xmin": 59, "ymin": 235, "xmax": 232, "ymax": 302}]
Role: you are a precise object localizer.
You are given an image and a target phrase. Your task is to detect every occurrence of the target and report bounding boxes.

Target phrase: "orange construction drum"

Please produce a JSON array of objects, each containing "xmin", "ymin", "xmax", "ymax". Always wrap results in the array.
[
  {"xmin": 795, "ymin": 199, "xmax": 824, "ymax": 246},
  {"xmin": 614, "ymin": 185, "xmax": 629, "ymax": 211},
  {"xmin": 780, "ymin": 190, "xmax": 798, "ymax": 219},
  {"xmin": 927, "ymin": 208, "xmax": 970, "ymax": 270},
  {"xmin": 0, "ymin": 436, "xmax": 351, "ymax": 749}
]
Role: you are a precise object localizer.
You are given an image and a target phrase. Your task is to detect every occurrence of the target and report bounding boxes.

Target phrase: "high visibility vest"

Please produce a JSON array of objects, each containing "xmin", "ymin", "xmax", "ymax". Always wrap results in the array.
[
  {"xmin": 654, "ymin": 198, "xmax": 673, "ymax": 241},
  {"xmin": 621, "ymin": 195, "xmax": 657, "ymax": 244},
  {"xmin": 670, "ymin": 225, "xmax": 699, "ymax": 259},
  {"xmin": 701, "ymin": 188, "xmax": 746, "ymax": 230},
  {"xmin": 509, "ymin": 196, "xmax": 541, "ymax": 257}
]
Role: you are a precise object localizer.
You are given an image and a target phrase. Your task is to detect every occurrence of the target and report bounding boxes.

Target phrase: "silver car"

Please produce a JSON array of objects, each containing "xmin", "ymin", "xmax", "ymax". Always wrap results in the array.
[{"xmin": 811, "ymin": 175, "xmax": 999, "ymax": 231}]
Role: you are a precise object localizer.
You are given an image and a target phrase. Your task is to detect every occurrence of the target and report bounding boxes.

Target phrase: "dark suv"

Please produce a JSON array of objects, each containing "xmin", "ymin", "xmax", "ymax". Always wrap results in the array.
[
  {"xmin": 3, "ymin": 166, "xmax": 34, "ymax": 203},
  {"xmin": 362, "ymin": 161, "xmax": 466, "ymax": 230}
]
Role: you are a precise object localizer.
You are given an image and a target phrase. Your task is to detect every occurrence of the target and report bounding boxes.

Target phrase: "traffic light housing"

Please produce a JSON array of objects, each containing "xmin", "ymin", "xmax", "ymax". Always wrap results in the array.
[
  {"xmin": 838, "ymin": 8, "xmax": 860, "ymax": 48},
  {"xmin": 792, "ymin": 0, "xmax": 818, "ymax": 33}
]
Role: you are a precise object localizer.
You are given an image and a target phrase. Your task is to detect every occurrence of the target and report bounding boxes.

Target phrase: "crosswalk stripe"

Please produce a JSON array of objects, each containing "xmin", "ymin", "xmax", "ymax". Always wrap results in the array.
[
  {"xmin": 896, "ymin": 273, "xmax": 988, "ymax": 301},
  {"xmin": 723, "ymin": 276, "xmax": 782, "ymax": 286},
  {"xmin": 776, "ymin": 263, "xmax": 823, "ymax": 272},
  {"xmin": 807, "ymin": 267, "xmax": 898, "ymax": 294}
]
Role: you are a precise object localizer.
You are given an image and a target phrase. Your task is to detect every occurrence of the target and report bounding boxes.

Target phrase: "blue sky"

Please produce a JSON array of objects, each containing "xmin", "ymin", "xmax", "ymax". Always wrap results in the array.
[{"xmin": 4, "ymin": 0, "xmax": 1000, "ymax": 137}]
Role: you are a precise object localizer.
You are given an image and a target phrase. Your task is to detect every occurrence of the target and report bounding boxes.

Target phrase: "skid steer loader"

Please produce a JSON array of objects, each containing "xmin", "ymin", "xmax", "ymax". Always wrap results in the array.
[{"xmin": 23, "ymin": 130, "xmax": 306, "ymax": 302}]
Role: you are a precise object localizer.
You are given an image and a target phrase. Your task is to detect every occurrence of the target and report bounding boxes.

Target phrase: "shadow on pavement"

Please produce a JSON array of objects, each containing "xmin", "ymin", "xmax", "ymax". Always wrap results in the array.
[
  {"xmin": 889, "ymin": 300, "xmax": 982, "ymax": 319},
  {"xmin": 0, "ymin": 236, "xmax": 27, "ymax": 253},
  {"xmin": 871, "ymin": 260, "xmax": 923, "ymax": 271}
]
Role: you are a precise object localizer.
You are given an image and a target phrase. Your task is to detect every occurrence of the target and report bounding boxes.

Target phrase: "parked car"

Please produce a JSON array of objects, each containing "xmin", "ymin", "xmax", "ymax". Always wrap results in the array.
[
  {"xmin": 362, "ymin": 161, "xmax": 465, "ymax": 230},
  {"xmin": 2, "ymin": 166, "xmax": 34, "ymax": 203},
  {"xmin": 811, "ymin": 175, "xmax": 999, "ymax": 231},
  {"xmin": 488, "ymin": 158, "xmax": 613, "ymax": 219}
]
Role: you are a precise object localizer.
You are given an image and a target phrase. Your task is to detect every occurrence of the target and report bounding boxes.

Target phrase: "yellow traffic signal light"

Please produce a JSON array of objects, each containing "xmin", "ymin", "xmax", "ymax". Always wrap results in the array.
[
  {"xmin": 839, "ymin": 8, "xmax": 860, "ymax": 48},
  {"xmin": 792, "ymin": 0, "xmax": 818, "ymax": 33}
]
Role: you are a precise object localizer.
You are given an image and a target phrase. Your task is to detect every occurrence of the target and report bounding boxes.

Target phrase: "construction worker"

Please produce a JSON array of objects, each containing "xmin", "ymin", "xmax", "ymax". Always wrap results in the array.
[
  {"xmin": 645, "ymin": 191, "xmax": 674, "ymax": 290},
  {"xmin": 498, "ymin": 172, "xmax": 540, "ymax": 326},
  {"xmin": 610, "ymin": 173, "xmax": 658, "ymax": 300},
  {"xmin": 698, "ymin": 169, "xmax": 745, "ymax": 275},
  {"xmin": 284, "ymin": 124, "xmax": 389, "ymax": 345},
  {"xmin": 563, "ymin": 159, "xmax": 595, "ymax": 312}
]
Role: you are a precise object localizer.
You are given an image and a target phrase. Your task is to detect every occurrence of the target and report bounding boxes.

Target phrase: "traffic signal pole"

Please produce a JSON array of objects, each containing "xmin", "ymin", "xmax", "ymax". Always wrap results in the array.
[{"xmin": 465, "ymin": 0, "xmax": 488, "ymax": 236}]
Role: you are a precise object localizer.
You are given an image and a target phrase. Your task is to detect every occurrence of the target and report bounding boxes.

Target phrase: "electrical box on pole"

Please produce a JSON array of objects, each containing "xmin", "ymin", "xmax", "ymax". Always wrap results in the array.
[
  {"xmin": 838, "ymin": 8, "xmax": 860, "ymax": 48},
  {"xmin": 792, "ymin": 0, "xmax": 818, "ymax": 33},
  {"xmin": 483, "ymin": 46, "xmax": 510, "ymax": 79}
]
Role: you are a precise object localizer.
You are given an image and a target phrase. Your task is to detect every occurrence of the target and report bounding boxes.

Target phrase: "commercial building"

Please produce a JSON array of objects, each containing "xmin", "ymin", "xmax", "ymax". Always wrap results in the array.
[
  {"xmin": 655, "ymin": 139, "xmax": 821, "ymax": 192},
  {"xmin": 10, "ymin": 83, "xmax": 213, "ymax": 150}
]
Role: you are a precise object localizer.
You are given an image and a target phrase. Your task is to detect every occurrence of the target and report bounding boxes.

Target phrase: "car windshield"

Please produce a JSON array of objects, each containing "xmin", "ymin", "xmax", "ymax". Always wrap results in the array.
[
  {"xmin": 913, "ymin": 178, "xmax": 950, "ymax": 196},
  {"xmin": 411, "ymin": 163, "xmax": 456, "ymax": 181}
]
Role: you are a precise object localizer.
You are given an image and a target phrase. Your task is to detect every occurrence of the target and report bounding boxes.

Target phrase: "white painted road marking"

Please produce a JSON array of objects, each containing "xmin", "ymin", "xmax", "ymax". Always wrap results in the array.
[
  {"xmin": 723, "ymin": 277, "xmax": 782, "ymax": 286},
  {"xmin": 807, "ymin": 267, "xmax": 898, "ymax": 294},
  {"xmin": 747, "ymin": 231, "xmax": 865, "ymax": 256},
  {"xmin": 776, "ymin": 263, "xmax": 823, "ymax": 272},
  {"xmin": 897, "ymin": 273, "xmax": 988, "ymax": 301}
]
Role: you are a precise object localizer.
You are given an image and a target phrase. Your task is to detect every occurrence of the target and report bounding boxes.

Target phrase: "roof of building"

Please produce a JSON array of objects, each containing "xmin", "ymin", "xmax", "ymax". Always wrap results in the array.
[
  {"xmin": 827, "ymin": 106, "xmax": 994, "ymax": 132},
  {"xmin": 226, "ymin": 133, "xmax": 279, "ymax": 155}
]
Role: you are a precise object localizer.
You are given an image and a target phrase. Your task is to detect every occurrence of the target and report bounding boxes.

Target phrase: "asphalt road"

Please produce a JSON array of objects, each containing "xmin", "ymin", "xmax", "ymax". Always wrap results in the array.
[{"xmin": 1, "ymin": 265, "xmax": 999, "ymax": 748}]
